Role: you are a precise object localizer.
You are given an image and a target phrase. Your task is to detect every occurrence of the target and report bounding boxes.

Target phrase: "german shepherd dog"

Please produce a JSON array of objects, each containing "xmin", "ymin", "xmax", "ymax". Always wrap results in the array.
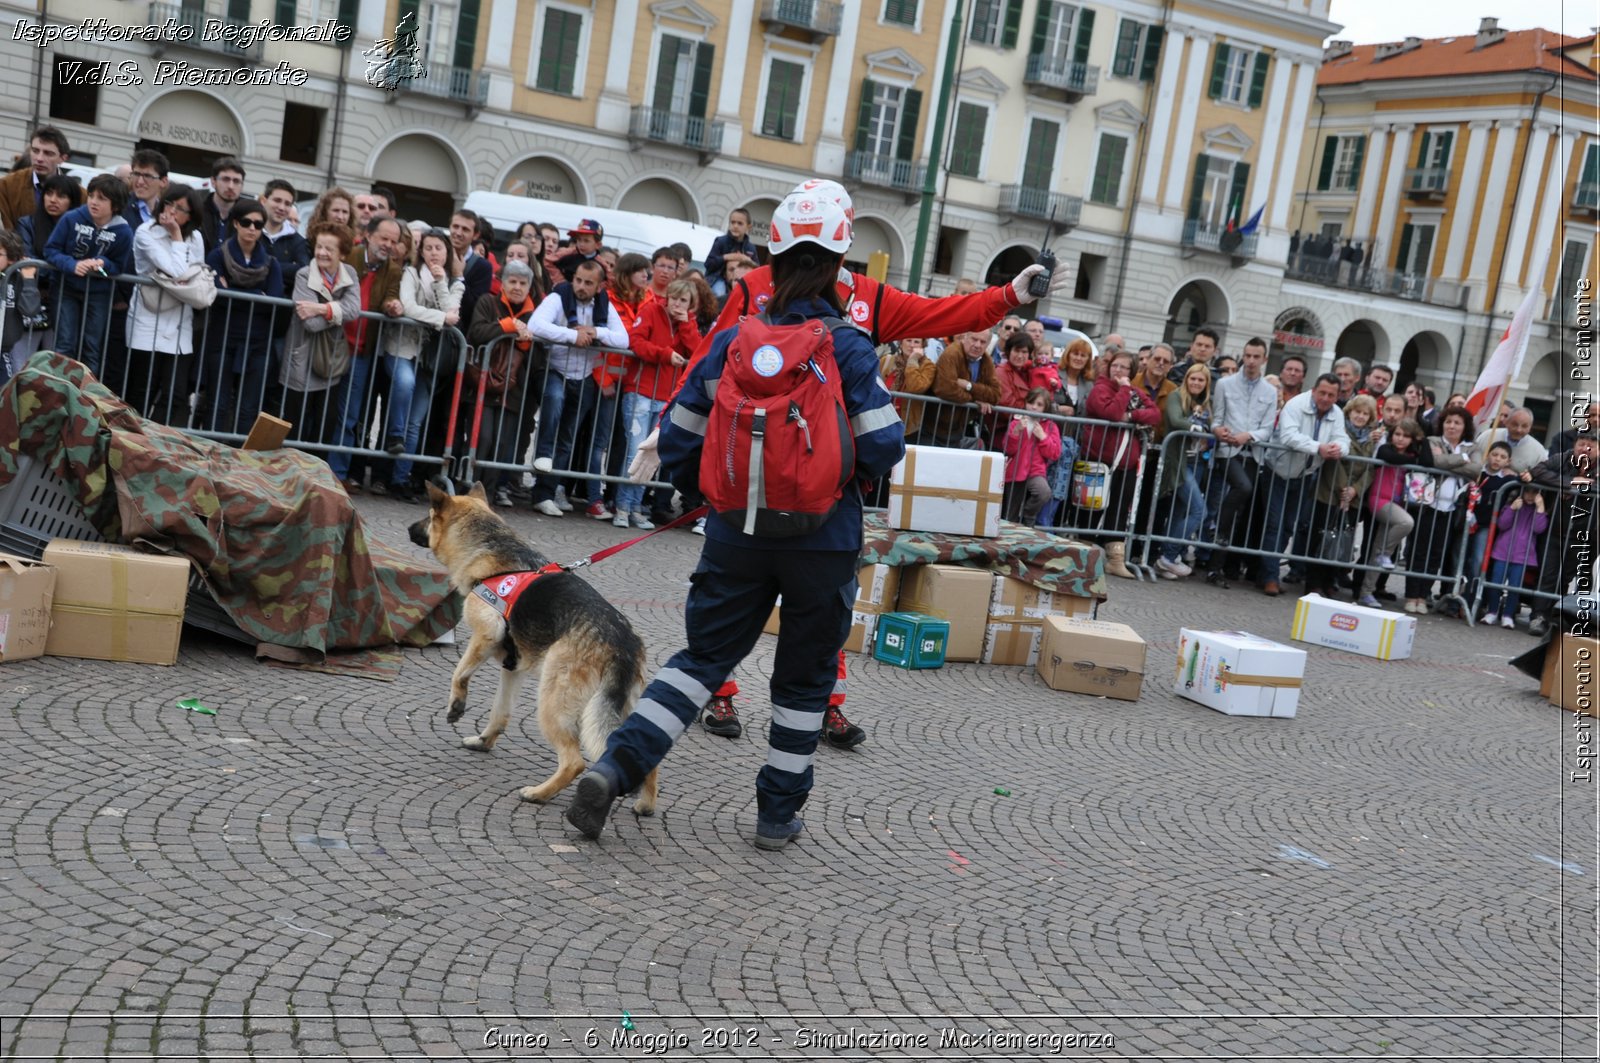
[{"xmin": 408, "ymin": 482, "xmax": 658, "ymax": 813}]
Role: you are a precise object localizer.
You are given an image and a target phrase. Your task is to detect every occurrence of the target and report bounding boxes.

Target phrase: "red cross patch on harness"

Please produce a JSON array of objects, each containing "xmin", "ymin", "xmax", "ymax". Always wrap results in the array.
[{"xmin": 472, "ymin": 563, "xmax": 564, "ymax": 618}]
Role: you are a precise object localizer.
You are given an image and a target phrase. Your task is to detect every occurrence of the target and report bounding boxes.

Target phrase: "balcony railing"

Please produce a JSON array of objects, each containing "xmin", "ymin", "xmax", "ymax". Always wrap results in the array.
[
  {"xmin": 629, "ymin": 107, "xmax": 725, "ymax": 155},
  {"xmin": 148, "ymin": 2, "xmax": 263, "ymax": 61},
  {"xmin": 845, "ymin": 151, "xmax": 926, "ymax": 192},
  {"xmin": 1574, "ymin": 180, "xmax": 1599, "ymax": 213},
  {"xmin": 1024, "ymin": 53, "xmax": 1099, "ymax": 97},
  {"xmin": 1405, "ymin": 166, "xmax": 1450, "ymax": 196},
  {"xmin": 1285, "ymin": 257, "xmax": 1470, "ymax": 309},
  {"xmin": 1181, "ymin": 219, "xmax": 1258, "ymax": 260},
  {"xmin": 759, "ymin": 0, "xmax": 843, "ymax": 36},
  {"xmin": 407, "ymin": 64, "xmax": 488, "ymax": 106},
  {"xmin": 997, "ymin": 185, "xmax": 1083, "ymax": 228}
]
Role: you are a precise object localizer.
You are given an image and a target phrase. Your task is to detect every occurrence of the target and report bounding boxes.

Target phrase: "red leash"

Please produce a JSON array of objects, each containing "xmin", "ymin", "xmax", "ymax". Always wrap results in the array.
[{"xmin": 564, "ymin": 506, "xmax": 709, "ymax": 571}]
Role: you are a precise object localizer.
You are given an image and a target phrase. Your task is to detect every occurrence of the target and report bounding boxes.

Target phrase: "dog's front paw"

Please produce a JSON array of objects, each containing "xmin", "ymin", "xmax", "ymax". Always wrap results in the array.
[
  {"xmin": 461, "ymin": 735, "xmax": 493, "ymax": 752},
  {"xmin": 632, "ymin": 798, "xmax": 657, "ymax": 817},
  {"xmin": 518, "ymin": 785, "xmax": 550, "ymax": 803},
  {"xmin": 446, "ymin": 698, "xmax": 467, "ymax": 723}
]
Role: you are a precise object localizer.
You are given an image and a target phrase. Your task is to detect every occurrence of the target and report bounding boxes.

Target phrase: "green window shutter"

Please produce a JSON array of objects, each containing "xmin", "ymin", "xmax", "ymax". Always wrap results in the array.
[
  {"xmin": 949, "ymin": 103, "xmax": 987, "ymax": 177},
  {"xmin": 689, "ymin": 41, "xmax": 715, "ymax": 119},
  {"xmin": 335, "ymin": 0, "xmax": 357, "ymax": 42},
  {"xmin": 1581, "ymin": 143, "xmax": 1600, "ymax": 185},
  {"xmin": 1395, "ymin": 223, "xmax": 1413, "ymax": 270},
  {"xmin": 538, "ymin": 9, "xmax": 579, "ymax": 93},
  {"xmin": 1112, "ymin": 19, "xmax": 1139, "ymax": 77},
  {"xmin": 763, "ymin": 60, "xmax": 803, "ymax": 139},
  {"xmin": 1414, "ymin": 130, "xmax": 1431, "ymax": 166},
  {"xmin": 1022, "ymin": 119, "xmax": 1058, "ymax": 188},
  {"xmin": 453, "ymin": 0, "xmax": 481, "ymax": 71},
  {"xmin": 652, "ymin": 37, "xmax": 680, "ymax": 111},
  {"xmin": 1228, "ymin": 160, "xmax": 1250, "ymax": 225},
  {"xmin": 227, "ymin": 0, "xmax": 250, "ymax": 21},
  {"xmin": 1412, "ymin": 224, "xmax": 1434, "ymax": 274},
  {"xmin": 885, "ymin": 0, "xmax": 917, "ymax": 25},
  {"xmin": 853, "ymin": 79, "xmax": 877, "ymax": 153},
  {"xmin": 274, "ymin": 0, "xmax": 296, "ymax": 27},
  {"xmin": 1316, "ymin": 138, "xmax": 1338, "ymax": 192},
  {"xmin": 1073, "ymin": 9, "xmax": 1094, "ymax": 65},
  {"xmin": 1000, "ymin": 0, "xmax": 1023, "ymax": 48},
  {"xmin": 1090, "ymin": 132, "xmax": 1127, "ymax": 204},
  {"xmin": 1246, "ymin": 51, "xmax": 1270, "ymax": 107},
  {"xmin": 1139, "ymin": 26, "xmax": 1163, "ymax": 81},
  {"xmin": 1186, "ymin": 153, "xmax": 1209, "ymax": 221},
  {"xmin": 896, "ymin": 88, "xmax": 923, "ymax": 161},
  {"xmin": 1031, "ymin": 1, "xmax": 1052, "ymax": 56},
  {"xmin": 1436, "ymin": 130, "xmax": 1454, "ymax": 168},
  {"xmin": 1208, "ymin": 44, "xmax": 1229, "ymax": 99},
  {"xmin": 1349, "ymin": 136, "xmax": 1366, "ymax": 190}
]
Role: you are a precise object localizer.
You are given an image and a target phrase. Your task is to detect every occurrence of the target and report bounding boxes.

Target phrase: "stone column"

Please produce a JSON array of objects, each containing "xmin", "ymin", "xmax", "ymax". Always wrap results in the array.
[
  {"xmin": 481, "ymin": 0, "xmax": 518, "ymax": 112},
  {"xmin": 1267, "ymin": 57, "xmax": 1316, "ymax": 232},
  {"xmin": 595, "ymin": 0, "xmax": 642, "ymax": 134},
  {"xmin": 1440, "ymin": 119, "xmax": 1491, "ymax": 280},
  {"xmin": 813, "ymin": 1, "xmax": 862, "ymax": 174},
  {"xmin": 1350, "ymin": 123, "xmax": 1388, "ymax": 240},
  {"xmin": 1138, "ymin": 25, "xmax": 1188, "ymax": 207},
  {"xmin": 1525, "ymin": 129, "xmax": 1580, "ymax": 294},
  {"xmin": 1467, "ymin": 119, "xmax": 1522, "ymax": 303},
  {"xmin": 1371, "ymin": 122, "xmax": 1414, "ymax": 264},
  {"xmin": 712, "ymin": 0, "xmax": 756, "ymax": 156},
  {"xmin": 1161, "ymin": 30, "xmax": 1214, "ymax": 211},
  {"xmin": 1496, "ymin": 121, "xmax": 1554, "ymax": 308}
]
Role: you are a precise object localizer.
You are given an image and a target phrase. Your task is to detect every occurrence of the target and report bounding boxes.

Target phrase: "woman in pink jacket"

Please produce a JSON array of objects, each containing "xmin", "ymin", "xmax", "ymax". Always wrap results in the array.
[
  {"xmin": 1002, "ymin": 387, "xmax": 1063, "ymax": 524},
  {"xmin": 1080, "ymin": 349, "xmax": 1160, "ymax": 536}
]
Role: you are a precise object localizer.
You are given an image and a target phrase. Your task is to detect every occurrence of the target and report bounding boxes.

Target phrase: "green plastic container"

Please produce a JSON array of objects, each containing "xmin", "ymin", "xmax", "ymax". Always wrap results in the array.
[{"xmin": 873, "ymin": 612, "xmax": 950, "ymax": 669}]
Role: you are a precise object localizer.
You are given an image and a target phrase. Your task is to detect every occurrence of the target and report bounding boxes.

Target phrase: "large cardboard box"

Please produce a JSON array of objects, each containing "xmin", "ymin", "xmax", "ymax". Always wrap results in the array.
[
  {"xmin": 1175, "ymin": 628, "xmax": 1306, "ymax": 718},
  {"xmin": 982, "ymin": 575, "xmax": 1095, "ymax": 666},
  {"xmin": 887, "ymin": 444, "xmax": 1005, "ymax": 538},
  {"xmin": 1544, "ymin": 634, "xmax": 1599, "ymax": 714},
  {"xmin": 897, "ymin": 564, "xmax": 992, "ymax": 662},
  {"xmin": 1290, "ymin": 593, "xmax": 1416, "ymax": 660},
  {"xmin": 765, "ymin": 563, "xmax": 901, "ymax": 653},
  {"xmin": 1036, "ymin": 616, "xmax": 1146, "ymax": 701},
  {"xmin": 0, "ymin": 553, "xmax": 56, "ymax": 662},
  {"xmin": 43, "ymin": 540, "xmax": 189, "ymax": 666},
  {"xmin": 873, "ymin": 612, "xmax": 949, "ymax": 669}
]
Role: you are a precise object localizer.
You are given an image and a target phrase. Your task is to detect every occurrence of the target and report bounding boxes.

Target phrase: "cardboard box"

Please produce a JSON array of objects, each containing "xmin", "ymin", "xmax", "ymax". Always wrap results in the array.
[
  {"xmin": 1545, "ymin": 634, "xmax": 1599, "ymax": 714},
  {"xmin": 897, "ymin": 564, "xmax": 992, "ymax": 662},
  {"xmin": 887, "ymin": 444, "xmax": 1005, "ymax": 537},
  {"xmin": 1036, "ymin": 616, "xmax": 1146, "ymax": 701},
  {"xmin": 0, "ymin": 553, "xmax": 56, "ymax": 662},
  {"xmin": 873, "ymin": 612, "xmax": 949, "ymax": 669},
  {"xmin": 242, "ymin": 412, "xmax": 293, "ymax": 451},
  {"xmin": 1175, "ymin": 628, "xmax": 1306, "ymax": 718},
  {"xmin": 982, "ymin": 574, "xmax": 1095, "ymax": 666},
  {"xmin": 1290, "ymin": 593, "xmax": 1416, "ymax": 660},
  {"xmin": 42, "ymin": 540, "xmax": 190, "ymax": 666},
  {"xmin": 764, "ymin": 564, "xmax": 902, "ymax": 653}
]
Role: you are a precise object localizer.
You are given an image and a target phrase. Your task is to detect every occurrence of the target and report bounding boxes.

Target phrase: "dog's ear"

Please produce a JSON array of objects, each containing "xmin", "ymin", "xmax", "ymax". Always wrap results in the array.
[
  {"xmin": 426, "ymin": 480, "xmax": 450, "ymax": 506},
  {"xmin": 467, "ymin": 482, "xmax": 488, "ymax": 503}
]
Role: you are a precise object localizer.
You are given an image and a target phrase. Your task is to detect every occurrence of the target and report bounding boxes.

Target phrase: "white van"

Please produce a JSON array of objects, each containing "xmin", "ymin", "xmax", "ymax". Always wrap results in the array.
[
  {"xmin": 60, "ymin": 162, "xmax": 212, "ymax": 192},
  {"xmin": 462, "ymin": 190, "xmax": 726, "ymax": 267}
]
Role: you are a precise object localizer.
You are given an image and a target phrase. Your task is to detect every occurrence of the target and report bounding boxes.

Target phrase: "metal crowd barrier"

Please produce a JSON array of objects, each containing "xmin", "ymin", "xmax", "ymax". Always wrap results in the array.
[
  {"xmin": 1459, "ymin": 476, "xmax": 1598, "ymax": 625},
  {"xmin": 1135, "ymin": 428, "xmax": 1479, "ymax": 605}
]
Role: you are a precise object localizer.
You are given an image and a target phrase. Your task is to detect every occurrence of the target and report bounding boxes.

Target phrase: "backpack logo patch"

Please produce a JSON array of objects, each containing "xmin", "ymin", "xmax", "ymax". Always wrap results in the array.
[
  {"xmin": 849, "ymin": 299, "xmax": 870, "ymax": 324},
  {"xmin": 751, "ymin": 344, "xmax": 785, "ymax": 378}
]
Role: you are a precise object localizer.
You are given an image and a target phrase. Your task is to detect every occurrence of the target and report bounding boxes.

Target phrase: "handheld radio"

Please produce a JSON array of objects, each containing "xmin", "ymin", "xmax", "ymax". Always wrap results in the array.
[{"xmin": 1028, "ymin": 208, "xmax": 1057, "ymax": 299}]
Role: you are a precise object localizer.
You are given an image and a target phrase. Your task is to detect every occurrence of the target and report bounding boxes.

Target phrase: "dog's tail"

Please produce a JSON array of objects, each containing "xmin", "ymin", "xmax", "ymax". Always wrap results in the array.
[{"xmin": 579, "ymin": 635, "xmax": 647, "ymax": 763}]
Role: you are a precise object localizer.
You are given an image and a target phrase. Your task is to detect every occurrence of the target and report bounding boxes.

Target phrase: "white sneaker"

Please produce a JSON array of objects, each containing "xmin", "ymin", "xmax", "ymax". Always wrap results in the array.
[
  {"xmin": 1156, "ymin": 556, "xmax": 1191, "ymax": 578},
  {"xmin": 1375, "ymin": 553, "xmax": 1395, "ymax": 570},
  {"xmin": 692, "ymin": 516, "xmax": 706, "ymax": 536},
  {"xmin": 534, "ymin": 499, "xmax": 564, "ymax": 517},
  {"xmin": 553, "ymin": 487, "xmax": 574, "ymax": 512},
  {"xmin": 532, "ymin": 456, "xmax": 553, "ymax": 474},
  {"xmin": 630, "ymin": 513, "xmax": 655, "ymax": 530},
  {"xmin": 1501, "ymin": 614, "xmax": 1515, "ymax": 629},
  {"xmin": 613, "ymin": 513, "xmax": 630, "ymax": 528},
  {"xmin": 1480, "ymin": 613, "xmax": 1497, "ymax": 625}
]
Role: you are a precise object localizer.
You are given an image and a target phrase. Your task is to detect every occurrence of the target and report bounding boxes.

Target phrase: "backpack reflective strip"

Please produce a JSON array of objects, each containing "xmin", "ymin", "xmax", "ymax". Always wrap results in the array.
[
  {"xmin": 743, "ymin": 407, "xmax": 767, "ymax": 536},
  {"xmin": 703, "ymin": 375, "xmax": 720, "ymax": 402}
]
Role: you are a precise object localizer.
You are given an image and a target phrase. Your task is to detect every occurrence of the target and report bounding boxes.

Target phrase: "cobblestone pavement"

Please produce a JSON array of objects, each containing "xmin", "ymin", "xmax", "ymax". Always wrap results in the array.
[{"xmin": 0, "ymin": 493, "xmax": 1594, "ymax": 1061}]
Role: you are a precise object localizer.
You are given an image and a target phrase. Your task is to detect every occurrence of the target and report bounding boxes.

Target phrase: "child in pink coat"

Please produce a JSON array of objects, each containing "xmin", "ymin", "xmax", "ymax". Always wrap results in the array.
[
  {"xmin": 1002, "ymin": 387, "xmax": 1063, "ymax": 525},
  {"xmin": 1481, "ymin": 484, "xmax": 1548, "ymax": 628}
]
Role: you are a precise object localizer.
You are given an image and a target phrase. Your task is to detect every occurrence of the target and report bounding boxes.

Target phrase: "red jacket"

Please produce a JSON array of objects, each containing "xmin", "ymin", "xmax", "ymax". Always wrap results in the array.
[
  {"xmin": 1083, "ymin": 375, "xmax": 1160, "ymax": 469},
  {"xmin": 594, "ymin": 289, "xmax": 646, "ymax": 391},
  {"xmin": 1002, "ymin": 417, "xmax": 1063, "ymax": 482},
  {"xmin": 627, "ymin": 297, "xmax": 698, "ymax": 401},
  {"xmin": 996, "ymin": 362, "xmax": 1034, "ymax": 411}
]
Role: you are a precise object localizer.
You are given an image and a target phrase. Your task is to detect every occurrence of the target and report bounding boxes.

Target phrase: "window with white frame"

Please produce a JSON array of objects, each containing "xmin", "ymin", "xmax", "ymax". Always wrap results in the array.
[
  {"xmin": 1110, "ymin": 18, "xmax": 1162, "ymax": 81},
  {"xmin": 863, "ymin": 82, "xmax": 904, "ymax": 158},
  {"xmin": 1221, "ymin": 46, "xmax": 1250, "ymax": 103},
  {"xmin": 1396, "ymin": 219, "xmax": 1437, "ymax": 276},
  {"xmin": 1202, "ymin": 157, "xmax": 1235, "ymax": 227},
  {"xmin": 761, "ymin": 57, "xmax": 806, "ymax": 141},
  {"xmin": 533, "ymin": 4, "xmax": 585, "ymax": 95},
  {"xmin": 883, "ymin": 0, "xmax": 918, "ymax": 26},
  {"xmin": 969, "ymin": 0, "xmax": 1004, "ymax": 45}
]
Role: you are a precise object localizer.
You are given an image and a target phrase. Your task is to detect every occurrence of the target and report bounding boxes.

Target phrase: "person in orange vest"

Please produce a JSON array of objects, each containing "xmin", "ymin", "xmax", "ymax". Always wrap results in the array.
[{"xmin": 635, "ymin": 178, "xmax": 1068, "ymax": 746}]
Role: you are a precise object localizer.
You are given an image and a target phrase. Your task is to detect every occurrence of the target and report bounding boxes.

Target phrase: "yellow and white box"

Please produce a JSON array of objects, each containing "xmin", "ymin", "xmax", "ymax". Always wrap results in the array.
[
  {"xmin": 1175, "ymin": 628, "xmax": 1306, "ymax": 718},
  {"xmin": 887, "ymin": 444, "xmax": 1005, "ymax": 538},
  {"xmin": 1290, "ymin": 593, "xmax": 1415, "ymax": 660},
  {"xmin": 981, "ymin": 574, "xmax": 1094, "ymax": 666}
]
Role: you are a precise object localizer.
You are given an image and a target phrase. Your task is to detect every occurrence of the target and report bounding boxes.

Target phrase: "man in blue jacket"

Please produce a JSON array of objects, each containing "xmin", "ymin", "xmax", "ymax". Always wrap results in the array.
[{"xmin": 566, "ymin": 189, "xmax": 905, "ymax": 850}]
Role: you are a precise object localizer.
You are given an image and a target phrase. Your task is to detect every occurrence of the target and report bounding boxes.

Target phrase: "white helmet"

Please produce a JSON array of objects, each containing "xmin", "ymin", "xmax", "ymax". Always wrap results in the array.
[
  {"xmin": 768, "ymin": 190, "xmax": 853, "ymax": 255},
  {"xmin": 790, "ymin": 178, "xmax": 854, "ymax": 222}
]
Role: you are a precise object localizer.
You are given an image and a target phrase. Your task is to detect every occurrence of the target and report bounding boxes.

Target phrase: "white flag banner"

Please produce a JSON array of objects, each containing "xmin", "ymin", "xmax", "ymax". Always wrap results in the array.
[{"xmin": 1465, "ymin": 283, "xmax": 1543, "ymax": 423}]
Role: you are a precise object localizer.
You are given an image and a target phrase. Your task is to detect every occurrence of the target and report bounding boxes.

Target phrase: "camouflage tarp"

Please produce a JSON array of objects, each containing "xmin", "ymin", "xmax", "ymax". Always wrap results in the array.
[
  {"xmin": 0, "ymin": 351, "xmax": 459, "ymax": 656},
  {"xmin": 861, "ymin": 511, "xmax": 1107, "ymax": 601}
]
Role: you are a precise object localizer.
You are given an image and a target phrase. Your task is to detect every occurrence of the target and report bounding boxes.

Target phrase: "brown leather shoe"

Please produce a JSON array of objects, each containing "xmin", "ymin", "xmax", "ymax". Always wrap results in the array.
[{"xmin": 1262, "ymin": 581, "xmax": 1282, "ymax": 596}]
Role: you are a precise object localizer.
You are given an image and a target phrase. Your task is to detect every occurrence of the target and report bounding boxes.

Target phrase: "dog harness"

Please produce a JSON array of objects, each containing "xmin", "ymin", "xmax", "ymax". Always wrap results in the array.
[{"xmin": 472, "ymin": 563, "xmax": 564, "ymax": 618}]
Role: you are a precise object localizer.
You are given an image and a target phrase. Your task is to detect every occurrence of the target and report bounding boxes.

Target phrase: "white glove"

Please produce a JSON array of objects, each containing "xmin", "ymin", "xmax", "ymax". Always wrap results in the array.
[
  {"xmin": 628, "ymin": 426, "xmax": 661, "ymax": 483},
  {"xmin": 1011, "ymin": 262, "xmax": 1070, "ymax": 304}
]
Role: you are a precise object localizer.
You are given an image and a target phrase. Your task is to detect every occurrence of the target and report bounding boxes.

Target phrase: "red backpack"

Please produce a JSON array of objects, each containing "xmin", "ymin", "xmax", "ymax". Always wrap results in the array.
[{"xmin": 700, "ymin": 314, "xmax": 857, "ymax": 537}]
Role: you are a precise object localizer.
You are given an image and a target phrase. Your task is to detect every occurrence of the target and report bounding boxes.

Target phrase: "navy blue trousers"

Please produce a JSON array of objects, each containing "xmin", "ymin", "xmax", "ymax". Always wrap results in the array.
[{"xmin": 598, "ymin": 535, "xmax": 857, "ymax": 825}]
